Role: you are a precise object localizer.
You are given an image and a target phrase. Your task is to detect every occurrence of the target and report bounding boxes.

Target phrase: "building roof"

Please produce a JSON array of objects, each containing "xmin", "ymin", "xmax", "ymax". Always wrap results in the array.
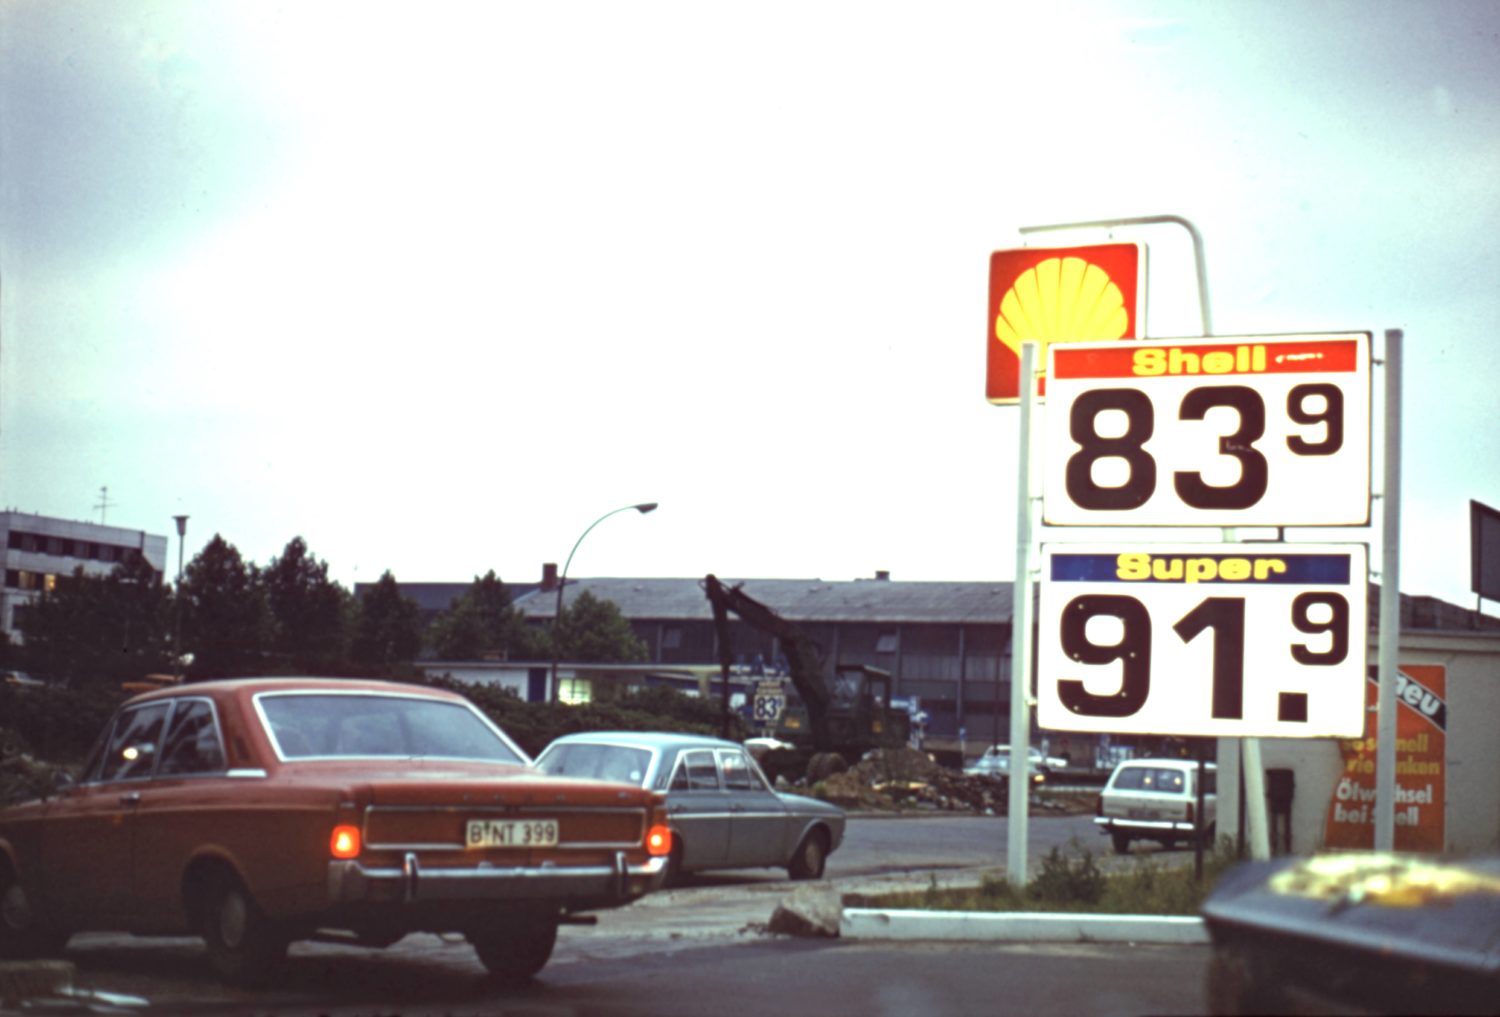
[{"xmin": 511, "ymin": 577, "xmax": 1015, "ymax": 625}]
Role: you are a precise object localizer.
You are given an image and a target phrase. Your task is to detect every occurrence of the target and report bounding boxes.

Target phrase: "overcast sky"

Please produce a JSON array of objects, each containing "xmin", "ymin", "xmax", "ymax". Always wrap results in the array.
[{"xmin": 2, "ymin": 0, "xmax": 1497, "ymax": 613}]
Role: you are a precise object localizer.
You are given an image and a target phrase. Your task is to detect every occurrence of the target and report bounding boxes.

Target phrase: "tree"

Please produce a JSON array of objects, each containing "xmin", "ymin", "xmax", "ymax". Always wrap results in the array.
[
  {"xmin": 16, "ymin": 553, "xmax": 173, "ymax": 688},
  {"xmin": 263, "ymin": 537, "xmax": 353, "ymax": 673},
  {"xmin": 180, "ymin": 535, "xmax": 270, "ymax": 679},
  {"xmin": 553, "ymin": 591, "xmax": 648, "ymax": 663},
  {"xmin": 351, "ymin": 571, "xmax": 422, "ymax": 673},
  {"xmin": 429, "ymin": 570, "xmax": 548, "ymax": 661}
]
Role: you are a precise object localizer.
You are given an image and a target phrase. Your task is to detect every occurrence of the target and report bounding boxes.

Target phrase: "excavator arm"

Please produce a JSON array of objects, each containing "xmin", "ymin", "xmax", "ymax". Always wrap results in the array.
[{"xmin": 703, "ymin": 574, "xmax": 834, "ymax": 752}]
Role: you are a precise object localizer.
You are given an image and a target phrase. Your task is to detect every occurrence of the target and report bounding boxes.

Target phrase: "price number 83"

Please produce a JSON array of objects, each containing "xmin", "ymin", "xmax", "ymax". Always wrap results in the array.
[{"xmin": 1067, "ymin": 383, "xmax": 1344, "ymax": 511}]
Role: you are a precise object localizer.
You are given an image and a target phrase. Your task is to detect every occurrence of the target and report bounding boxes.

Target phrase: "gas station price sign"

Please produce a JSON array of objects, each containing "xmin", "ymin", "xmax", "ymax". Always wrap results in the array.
[
  {"xmin": 1043, "ymin": 333, "xmax": 1371, "ymax": 526},
  {"xmin": 1036, "ymin": 543, "xmax": 1368, "ymax": 738}
]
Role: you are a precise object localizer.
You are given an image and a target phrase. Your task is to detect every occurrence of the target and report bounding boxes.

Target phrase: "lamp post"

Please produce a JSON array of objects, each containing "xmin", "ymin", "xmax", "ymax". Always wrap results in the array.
[
  {"xmin": 172, "ymin": 515, "xmax": 188, "ymax": 675},
  {"xmin": 550, "ymin": 502, "xmax": 658, "ymax": 703}
]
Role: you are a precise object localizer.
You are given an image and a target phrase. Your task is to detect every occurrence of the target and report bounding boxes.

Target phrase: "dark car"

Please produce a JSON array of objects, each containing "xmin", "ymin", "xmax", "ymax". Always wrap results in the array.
[
  {"xmin": 534, "ymin": 732, "xmax": 845, "ymax": 881},
  {"xmin": 0, "ymin": 678, "xmax": 671, "ymax": 983}
]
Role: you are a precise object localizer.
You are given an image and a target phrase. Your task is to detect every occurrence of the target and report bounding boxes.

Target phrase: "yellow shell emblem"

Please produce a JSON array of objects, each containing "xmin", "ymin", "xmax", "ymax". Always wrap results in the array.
[{"xmin": 993, "ymin": 256, "xmax": 1129, "ymax": 385}]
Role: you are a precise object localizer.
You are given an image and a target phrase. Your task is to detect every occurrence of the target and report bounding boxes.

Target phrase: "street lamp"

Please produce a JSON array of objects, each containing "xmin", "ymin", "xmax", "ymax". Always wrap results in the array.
[
  {"xmin": 172, "ymin": 515, "xmax": 188, "ymax": 675},
  {"xmin": 550, "ymin": 502, "xmax": 658, "ymax": 703}
]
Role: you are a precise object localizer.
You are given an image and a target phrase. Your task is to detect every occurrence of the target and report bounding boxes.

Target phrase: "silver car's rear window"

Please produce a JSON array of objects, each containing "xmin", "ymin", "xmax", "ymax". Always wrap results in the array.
[
  {"xmin": 258, "ymin": 692, "xmax": 525, "ymax": 763},
  {"xmin": 535, "ymin": 743, "xmax": 651, "ymax": 786}
]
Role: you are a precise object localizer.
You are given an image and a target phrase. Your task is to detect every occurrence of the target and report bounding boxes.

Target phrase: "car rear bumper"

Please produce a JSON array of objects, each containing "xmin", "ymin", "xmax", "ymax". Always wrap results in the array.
[
  {"xmin": 328, "ymin": 851, "xmax": 669, "ymax": 911},
  {"xmin": 1095, "ymin": 816, "xmax": 1200, "ymax": 835}
]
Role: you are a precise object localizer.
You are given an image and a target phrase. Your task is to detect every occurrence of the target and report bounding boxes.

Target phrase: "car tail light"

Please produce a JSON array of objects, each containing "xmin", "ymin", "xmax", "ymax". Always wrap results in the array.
[
  {"xmin": 646, "ymin": 824, "xmax": 672, "ymax": 857},
  {"xmin": 330, "ymin": 824, "xmax": 361, "ymax": 859},
  {"xmin": 1186, "ymin": 802, "xmax": 1196, "ymax": 825}
]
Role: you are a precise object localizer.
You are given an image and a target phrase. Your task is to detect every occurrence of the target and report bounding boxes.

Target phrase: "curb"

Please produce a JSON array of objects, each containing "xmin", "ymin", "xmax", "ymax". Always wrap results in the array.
[{"xmin": 840, "ymin": 909, "xmax": 1209, "ymax": 944}]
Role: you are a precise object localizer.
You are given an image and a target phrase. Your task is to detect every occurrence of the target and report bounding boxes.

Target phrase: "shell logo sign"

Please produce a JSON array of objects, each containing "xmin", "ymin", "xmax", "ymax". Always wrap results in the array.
[{"xmin": 986, "ymin": 242, "xmax": 1144, "ymax": 403}]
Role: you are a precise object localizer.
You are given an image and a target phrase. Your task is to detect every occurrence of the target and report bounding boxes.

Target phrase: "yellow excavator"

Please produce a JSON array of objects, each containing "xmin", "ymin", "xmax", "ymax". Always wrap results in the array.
[{"xmin": 704, "ymin": 574, "xmax": 909, "ymax": 781}]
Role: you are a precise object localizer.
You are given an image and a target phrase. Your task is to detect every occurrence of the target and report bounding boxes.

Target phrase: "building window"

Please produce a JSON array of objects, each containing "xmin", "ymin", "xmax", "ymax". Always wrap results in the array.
[
  {"xmin": 3, "ymin": 570, "xmax": 17, "ymax": 589},
  {"xmin": 876, "ymin": 630, "xmax": 899, "ymax": 654},
  {"xmin": 662, "ymin": 627, "xmax": 683, "ymax": 649},
  {"xmin": 559, "ymin": 678, "xmax": 593, "ymax": 705},
  {"xmin": 98, "ymin": 545, "xmax": 115, "ymax": 563}
]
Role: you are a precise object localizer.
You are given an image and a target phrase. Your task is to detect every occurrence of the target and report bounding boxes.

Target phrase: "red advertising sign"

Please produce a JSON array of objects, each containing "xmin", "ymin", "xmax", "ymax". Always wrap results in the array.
[
  {"xmin": 985, "ymin": 242, "xmax": 1143, "ymax": 404},
  {"xmin": 1323, "ymin": 664, "xmax": 1446, "ymax": 852}
]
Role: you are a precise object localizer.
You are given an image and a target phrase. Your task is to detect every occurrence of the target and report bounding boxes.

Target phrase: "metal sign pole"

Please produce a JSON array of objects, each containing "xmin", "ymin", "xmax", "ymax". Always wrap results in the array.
[
  {"xmin": 1375, "ymin": 329, "xmax": 1404, "ymax": 850},
  {"xmin": 1007, "ymin": 341, "xmax": 1038, "ymax": 888}
]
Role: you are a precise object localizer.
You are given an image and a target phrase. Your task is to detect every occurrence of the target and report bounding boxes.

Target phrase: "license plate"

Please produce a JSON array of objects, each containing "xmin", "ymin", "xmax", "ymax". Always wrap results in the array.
[
  {"xmin": 466, "ymin": 818, "xmax": 559, "ymax": 849},
  {"xmin": 1127, "ymin": 808, "xmax": 1157, "ymax": 819}
]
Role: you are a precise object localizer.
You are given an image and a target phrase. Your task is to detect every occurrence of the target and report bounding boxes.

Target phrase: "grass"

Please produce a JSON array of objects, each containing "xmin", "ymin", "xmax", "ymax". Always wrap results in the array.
[{"xmin": 851, "ymin": 838, "xmax": 1241, "ymax": 916}]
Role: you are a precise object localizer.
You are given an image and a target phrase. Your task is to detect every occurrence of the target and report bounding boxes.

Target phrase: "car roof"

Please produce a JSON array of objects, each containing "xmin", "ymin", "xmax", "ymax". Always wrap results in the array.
[
  {"xmin": 544, "ymin": 731, "xmax": 741, "ymax": 752},
  {"xmin": 124, "ymin": 676, "xmax": 464, "ymax": 706}
]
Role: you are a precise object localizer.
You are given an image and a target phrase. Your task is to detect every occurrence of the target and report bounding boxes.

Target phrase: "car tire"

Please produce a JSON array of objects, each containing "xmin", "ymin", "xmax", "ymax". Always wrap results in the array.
[
  {"xmin": 0, "ymin": 869, "xmax": 69, "ymax": 959},
  {"xmin": 201, "ymin": 877, "xmax": 287, "ymax": 985},
  {"xmin": 1111, "ymin": 830, "xmax": 1132, "ymax": 855},
  {"xmin": 787, "ymin": 829, "xmax": 829, "ymax": 881},
  {"xmin": 664, "ymin": 840, "xmax": 686, "ymax": 887},
  {"xmin": 470, "ymin": 914, "xmax": 559, "ymax": 984}
]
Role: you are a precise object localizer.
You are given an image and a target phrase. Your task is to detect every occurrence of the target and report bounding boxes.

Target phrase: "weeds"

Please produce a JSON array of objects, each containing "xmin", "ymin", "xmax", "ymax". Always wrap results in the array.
[{"xmin": 863, "ymin": 838, "xmax": 1241, "ymax": 915}]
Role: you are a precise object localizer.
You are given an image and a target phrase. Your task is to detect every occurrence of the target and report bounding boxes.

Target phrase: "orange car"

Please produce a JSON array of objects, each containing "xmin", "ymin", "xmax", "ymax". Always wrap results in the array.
[{"xmin": 0, "ymin": 678, "xmax": 671, "ymax": 983}]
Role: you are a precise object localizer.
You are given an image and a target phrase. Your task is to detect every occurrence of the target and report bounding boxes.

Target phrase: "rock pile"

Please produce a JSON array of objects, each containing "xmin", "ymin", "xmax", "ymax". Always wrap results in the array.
[{"xmin": 803, "ymin": 747, "xmax": 1091, "ymax": 816}]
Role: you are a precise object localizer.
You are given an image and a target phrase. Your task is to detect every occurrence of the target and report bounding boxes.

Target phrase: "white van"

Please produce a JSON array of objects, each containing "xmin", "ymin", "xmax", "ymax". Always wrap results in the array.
[{"xmin": 1095, "ymin": 758, "xmax": 1216, "ymax": 854}]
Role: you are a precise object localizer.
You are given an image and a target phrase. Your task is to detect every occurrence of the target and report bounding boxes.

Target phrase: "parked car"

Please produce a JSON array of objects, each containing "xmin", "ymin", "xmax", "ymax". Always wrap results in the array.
[
  {"xmin": 962, "ymin": 745, "xmax": 1052, "ymax": 784},
  {"xmin": 0, "ymin": 678, "xmax": 672, "ymax": 984},
  {"xmin": 1, "ymin": 670, "xmax": 43, "ymax": 688},
  {"xmin": 1095, "ymin": 757, "xmax": 1216, "ymax": 854},
  {"xmin": 534, "ymin": 732, "xmax": 845, "ymax": 881}
]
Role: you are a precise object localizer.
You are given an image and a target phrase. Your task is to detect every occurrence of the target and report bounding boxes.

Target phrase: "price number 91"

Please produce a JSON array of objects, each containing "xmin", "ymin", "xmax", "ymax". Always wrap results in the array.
[{"xmin": 1057, "ymin": 591, "xmax": 1350, "ymax": 722}]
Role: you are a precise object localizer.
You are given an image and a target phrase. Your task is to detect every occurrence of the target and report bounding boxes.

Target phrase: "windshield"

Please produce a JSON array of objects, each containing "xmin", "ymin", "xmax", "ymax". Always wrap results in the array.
[{"xmin": 256, "ymin": 693, "xmax": 526, "ymax": 764}]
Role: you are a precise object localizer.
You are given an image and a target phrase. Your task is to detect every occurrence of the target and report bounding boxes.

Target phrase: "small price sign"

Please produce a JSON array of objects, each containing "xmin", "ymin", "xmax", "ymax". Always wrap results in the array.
[
  {"xmin": 1043, "ymin": 333, "xmax": 1371, "ymax": 526},
  {"xmin": 753, "ymin": 687, "xmax": 787, "ymax": 723},
  {"xmin": 1037, "ymin": 543, "xmax": 1368, "ymax": 738}
]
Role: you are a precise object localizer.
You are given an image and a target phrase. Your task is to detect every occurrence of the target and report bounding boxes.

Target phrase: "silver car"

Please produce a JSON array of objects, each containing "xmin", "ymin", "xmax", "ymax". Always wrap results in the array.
[{"xmin": 534, "ymin": 732, "xmax": 845, "ymax": 881}]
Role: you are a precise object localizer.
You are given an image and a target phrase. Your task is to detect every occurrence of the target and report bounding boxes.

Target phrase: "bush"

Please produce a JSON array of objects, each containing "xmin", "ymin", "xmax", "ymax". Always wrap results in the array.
[
  {"xmin": 1029, "ymin": 842, "xmax": 1107, "ymax": 906},
  {"xmin": 0, "ymin": 683, "xmax": 125, "ymax": 764}
]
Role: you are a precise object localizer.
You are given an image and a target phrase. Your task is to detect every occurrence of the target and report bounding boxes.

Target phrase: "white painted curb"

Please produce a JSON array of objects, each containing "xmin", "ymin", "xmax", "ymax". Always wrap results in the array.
[{"xmin": 840, "ymin": 909, "xmax": 1209, "ymax": 944}]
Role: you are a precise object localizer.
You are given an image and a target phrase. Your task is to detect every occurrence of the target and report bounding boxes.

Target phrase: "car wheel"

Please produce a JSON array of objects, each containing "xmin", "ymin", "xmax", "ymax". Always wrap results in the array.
[
  {"xmin": 787, "ymin": 829, "xmax": 829, "ymax": 881},
  {"xmin": 664, "ymin": 840, "xmax": 686, "ymax": 887},
  {"xmin": 470, "ymin": 913, "xmax": 559, "ymax": 984},
  {"xmin": 201, "ymin": 877, "xmax": 287, "ymax": 985},
  {"xmin": 1111, "ymin": 830, "xmax": 1132, "ymax": 855},
  {"xmin": 0, "ymin": 870, "xmax": 69, "ymax": 958}
]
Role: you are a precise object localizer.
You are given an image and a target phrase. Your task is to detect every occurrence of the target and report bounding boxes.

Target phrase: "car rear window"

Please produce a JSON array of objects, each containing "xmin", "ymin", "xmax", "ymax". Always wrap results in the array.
[
  {"xmin": 258, "ymin": 693, "xmax": 525, "ymax": 763},
  {"xmin": 535, "ymin": 743, "xmax": 651, "ymax": 786},
  {"xmin": 1112, "ymin": 766, "xmax": 1189, "ymax": 793}
]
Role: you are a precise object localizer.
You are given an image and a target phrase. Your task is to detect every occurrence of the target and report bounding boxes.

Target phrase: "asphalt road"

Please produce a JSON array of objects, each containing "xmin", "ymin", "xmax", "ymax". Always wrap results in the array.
[{"xmin": 34, "ymin": 813, "xmax": 1213, "ymax": 1016}]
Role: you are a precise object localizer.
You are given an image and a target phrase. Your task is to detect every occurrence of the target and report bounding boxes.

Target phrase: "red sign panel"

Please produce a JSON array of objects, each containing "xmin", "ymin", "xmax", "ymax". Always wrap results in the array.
[
  {"xmin": 985, "ymin": 242, "xmax": 1143, "ymax": 404},
  {"xmin": 1323, "ymin": 665, "xmax": 1447, "ymax": 853}
]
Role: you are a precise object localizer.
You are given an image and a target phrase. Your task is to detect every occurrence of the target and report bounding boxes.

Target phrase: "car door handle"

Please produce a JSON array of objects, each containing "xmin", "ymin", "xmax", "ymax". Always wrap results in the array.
[{"xmin": 119, "ymin": 792, "xmax": 142, "ymax": 806}]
